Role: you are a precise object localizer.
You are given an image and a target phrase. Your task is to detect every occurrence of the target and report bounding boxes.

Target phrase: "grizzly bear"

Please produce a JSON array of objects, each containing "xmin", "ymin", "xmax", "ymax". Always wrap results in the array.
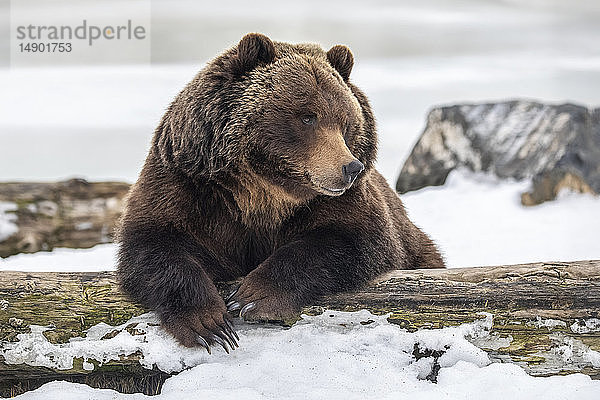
[{"xmin": 117, "ymin": 33, "xmax": 444, "ymax": 353}]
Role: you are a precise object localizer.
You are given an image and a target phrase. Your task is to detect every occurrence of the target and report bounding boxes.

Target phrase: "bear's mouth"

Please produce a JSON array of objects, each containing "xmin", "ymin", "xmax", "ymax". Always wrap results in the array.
[
  {"xmin": 318, "ymin": 186, "xmax": 346, "ymax": 196},
  {"xmin": 307, "ymin": 174, "xmax": 349, "ymax": 197}
]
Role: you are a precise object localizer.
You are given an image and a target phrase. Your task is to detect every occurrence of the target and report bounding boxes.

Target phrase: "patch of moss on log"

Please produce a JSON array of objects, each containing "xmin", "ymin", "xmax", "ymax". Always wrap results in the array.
[{"xmin": 0, "ymin": 273, "xmax": 146, "ymax": 343}]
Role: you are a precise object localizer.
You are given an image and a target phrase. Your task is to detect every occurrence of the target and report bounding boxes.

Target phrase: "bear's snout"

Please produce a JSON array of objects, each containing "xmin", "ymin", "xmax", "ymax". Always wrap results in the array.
[
  {"xmin": 342, "ymin": 160, "xmax": 364, "ymax": 184},
  {"xmin": 304, "ymin": 128, "xmax": 365, "ymax": 196}
]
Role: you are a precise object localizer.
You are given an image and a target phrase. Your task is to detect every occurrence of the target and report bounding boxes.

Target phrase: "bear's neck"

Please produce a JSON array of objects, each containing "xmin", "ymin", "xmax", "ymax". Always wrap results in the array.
[{"xmin": 227, "ymin": 171, "xmax": 307, "ymax": 229}]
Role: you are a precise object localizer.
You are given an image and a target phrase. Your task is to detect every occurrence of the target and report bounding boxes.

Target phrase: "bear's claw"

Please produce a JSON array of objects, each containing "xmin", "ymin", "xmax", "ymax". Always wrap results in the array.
[
  {"xmin": 219, "ymin": 320, "xmax": 239, "ymax": 349},
  {"xmin": 217, "ymin": 325, "xmax": 238, "ymax": 350},
  {"xmin": 224, "ymin": 319, "xmax": 240, "ymax": 341},
  {"xmin": 212, "ymin": 334, "xmax": 230, "ymax": 353},
  {"xmin": 240, "ymin": 302, "xmax": 256, "ymax": 318},
  {"xmin": 227, "ymin": 273, "xmax": 300, "ymax": 322},
  {"xmin": 227, "ymin": 301, "xmax": 241, "ymax": 311},
  {"xmin": 196, "ymin": 335, "xmax": 211, "ymax": 354},
  {"xmin": 226, "ymin": 287, "xmax": 239, "ymax": 302},
  {"xmin": 164, "ymin": 307, "xmax": 238, "ymax": 353}
]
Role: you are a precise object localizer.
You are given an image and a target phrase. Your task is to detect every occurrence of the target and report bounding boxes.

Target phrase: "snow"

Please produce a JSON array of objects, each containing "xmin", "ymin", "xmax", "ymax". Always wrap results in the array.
[
  {"xmin": 0, "ymin": 202, "xmax": 18, "ymax": 242},
  {"xmin": 6, "ymin": 310, "xmax": 600, "ymax": 400},
  {"xmin": 402, "ymin": 170, "xmax": 600, "ymax": 268},
  {"xmin": 1, "ymin": 310, "xmax": 492, "ymax": 375},
  {"xmin": 527, "ymin": 317, "xmax": 567, "ymax": 330},
  {"xmin": 1, "ymin": 313, "xmax": 203, "ymax": 373},
  {"xmin": 15, "ymin": 364, "xmax": 600, "ymax": 400},
  {"xmin": 0, "ymin": 243, "xmax": 116, "ymax": 272},
  {"xmin": 542, "ymin": 334, "xmax": 600, "ymax": 370},
  {"xmin": 571, "ymin": 319, "xmax": 600, "ymax": 334}
]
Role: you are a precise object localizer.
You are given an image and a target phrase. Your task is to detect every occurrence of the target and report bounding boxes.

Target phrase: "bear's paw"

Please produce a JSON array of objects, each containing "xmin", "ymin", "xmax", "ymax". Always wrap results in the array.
[
  {"xmin": 226, "ymin": 274, "xmax": 301, "ymax": 322},
  {"xmin": 162, "ymin": 304, "xmax": 238, "ymax": 353}
]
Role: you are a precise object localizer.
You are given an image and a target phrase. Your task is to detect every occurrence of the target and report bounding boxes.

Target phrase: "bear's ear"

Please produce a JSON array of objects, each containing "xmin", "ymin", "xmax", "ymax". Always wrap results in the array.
[
  {"xmin": 327, "ymin": 45, "xmax": 354, "ymax": 81},
  {"xmin": 233, "ymin": 33, "xmax": 276, "ymax": 75}
]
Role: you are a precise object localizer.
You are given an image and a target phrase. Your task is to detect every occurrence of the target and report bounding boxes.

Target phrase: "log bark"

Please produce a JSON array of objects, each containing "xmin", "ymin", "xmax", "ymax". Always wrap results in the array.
[
  {"xmin": 0, "ymin": 260, "xmax": 599, "ymax": 396},
  {"xmin": 0, "ymin": 180, "xmax": 130, "ymax": 258}
]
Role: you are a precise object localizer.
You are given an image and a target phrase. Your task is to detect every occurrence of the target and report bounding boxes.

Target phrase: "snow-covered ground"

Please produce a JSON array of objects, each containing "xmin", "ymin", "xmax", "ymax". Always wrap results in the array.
[
  {"xmin": 0, "ymin": 243, "xmax": 116, "ymax": 272},
  {"xmin": 5, "ymin": 310, "xmax": 600, "ymax": 400},
  {"xmin": 402, "ymin": 170, "xmax": 600, "ymax": 267}
]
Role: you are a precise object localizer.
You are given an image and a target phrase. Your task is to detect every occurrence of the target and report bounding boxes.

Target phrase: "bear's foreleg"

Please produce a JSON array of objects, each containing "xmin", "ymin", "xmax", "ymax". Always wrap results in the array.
[{"xmin": 118, "ymin": 227, "xmax": 238, "ymax": 352}]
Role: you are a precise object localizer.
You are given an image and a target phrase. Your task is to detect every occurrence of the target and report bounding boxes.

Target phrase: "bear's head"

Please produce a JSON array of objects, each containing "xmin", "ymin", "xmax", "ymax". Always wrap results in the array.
[{"xmin": 156, "ymin": 33, "xmax": 377, "ymax": 201}]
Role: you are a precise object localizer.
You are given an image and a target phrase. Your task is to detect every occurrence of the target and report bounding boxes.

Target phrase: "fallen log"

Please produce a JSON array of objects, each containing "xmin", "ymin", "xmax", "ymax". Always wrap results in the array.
[
  {"xmin": 0, "ymin": 259, "xmax": 599, "ymax": 397},
  {"xmin": 0, "ymin": 179, "xmax": 131, "ymax": 258}
]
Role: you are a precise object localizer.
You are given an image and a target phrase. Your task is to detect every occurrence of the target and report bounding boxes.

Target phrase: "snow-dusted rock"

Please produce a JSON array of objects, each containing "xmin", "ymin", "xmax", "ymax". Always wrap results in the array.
[{"xmin": 395, "ymin": 100, "xmax": 600, "ymax": 205}]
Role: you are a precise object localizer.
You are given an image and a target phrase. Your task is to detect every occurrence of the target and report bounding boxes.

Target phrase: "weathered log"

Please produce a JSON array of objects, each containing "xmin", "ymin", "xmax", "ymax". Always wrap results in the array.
[
  {"xmin": 0, "ymin": 179, "xmax": 131, "ymax": 258},
  {"xmin": 0, "ymin": 260, "xmax": 599, "ymax": 396}
]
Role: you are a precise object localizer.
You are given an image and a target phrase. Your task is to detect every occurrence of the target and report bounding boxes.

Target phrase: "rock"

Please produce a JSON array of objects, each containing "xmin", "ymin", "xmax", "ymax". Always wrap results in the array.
[
  {"xmin": 395, "ymin": 100, "xmax": 600, "ymax": 205},
  {"xmin": 0, "ymin": 179, "xmax": 130, "ymax": 258}
]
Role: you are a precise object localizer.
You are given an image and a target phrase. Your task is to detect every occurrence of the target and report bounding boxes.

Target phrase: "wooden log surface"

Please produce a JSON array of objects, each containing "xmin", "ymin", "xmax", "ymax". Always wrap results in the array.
[
  {"xmin": 0, "ymin": 259, "xmax": 599, "ymax": 396},
  {"xmin": 0, "ymin": 179, "xmax": 130, "ymax": 258}
]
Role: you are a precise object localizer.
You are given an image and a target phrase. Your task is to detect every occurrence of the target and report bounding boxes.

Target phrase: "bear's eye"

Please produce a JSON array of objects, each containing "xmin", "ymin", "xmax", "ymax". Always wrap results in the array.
[{"xmin": 301, "ymin": 115, "xmax": 317, "ymax": 126}]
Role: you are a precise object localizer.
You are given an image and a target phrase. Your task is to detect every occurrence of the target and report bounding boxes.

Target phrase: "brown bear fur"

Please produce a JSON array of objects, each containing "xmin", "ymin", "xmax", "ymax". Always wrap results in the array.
[{"xmin": 117, "ymin": 33, "xmax": 444, "ymax": 351}]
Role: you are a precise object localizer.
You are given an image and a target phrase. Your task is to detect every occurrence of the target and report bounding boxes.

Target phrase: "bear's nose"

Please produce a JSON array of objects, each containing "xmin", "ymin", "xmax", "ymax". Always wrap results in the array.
[{"xmin": 342, "ymin": 160, "xmax": 365, "ymax": 184}]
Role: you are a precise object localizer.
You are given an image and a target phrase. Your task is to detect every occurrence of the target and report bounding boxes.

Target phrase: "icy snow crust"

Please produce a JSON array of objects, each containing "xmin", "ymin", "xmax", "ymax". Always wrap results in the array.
[
  {"xmin": 2, "ymin": 311, "xmax": 491, "ymax": 375},
  {"xmin": 571, "ymin": 318, "xmax": 600, "ymax": 334},
  {"xmin": 7, "ymin": 310, "xmax": 600, "ymax": 400}
]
